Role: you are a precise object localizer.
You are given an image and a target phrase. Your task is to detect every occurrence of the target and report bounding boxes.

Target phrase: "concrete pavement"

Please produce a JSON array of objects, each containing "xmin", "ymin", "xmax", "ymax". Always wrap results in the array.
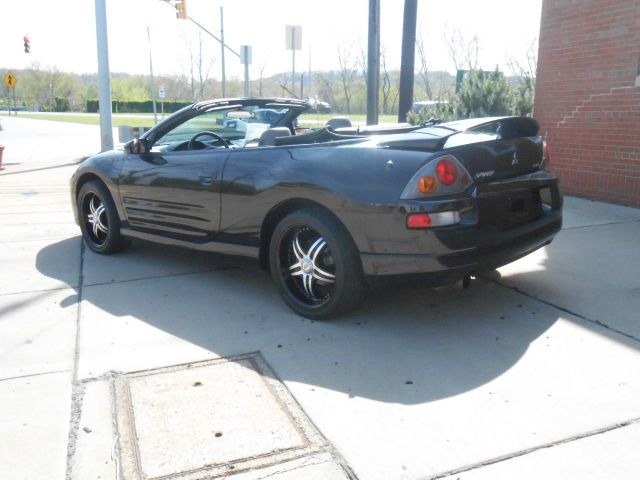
[{"xmin": 1, "ymin": 115, "xmax": 639, "ymax": 480}]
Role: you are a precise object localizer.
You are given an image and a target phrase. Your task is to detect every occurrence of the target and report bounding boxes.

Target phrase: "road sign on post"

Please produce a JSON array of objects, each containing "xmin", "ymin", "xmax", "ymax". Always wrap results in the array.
[
  {"xmin": 158, "ymin": 85, "xmax": 165, "ymax": 119},
  {"xmin": 4, "ymin": 72, "xmax": 17, "ymax": 89},
  {"xmin": 4, "ymin": 72, "xmax": 18, "ymax": 116},
  {"xmin": 285, "ymin": 25, "xmax": 302, "ymax": 95},
  {"xmin": 240, "ymin": 45, "xmax": 252, "ymax": 97}
]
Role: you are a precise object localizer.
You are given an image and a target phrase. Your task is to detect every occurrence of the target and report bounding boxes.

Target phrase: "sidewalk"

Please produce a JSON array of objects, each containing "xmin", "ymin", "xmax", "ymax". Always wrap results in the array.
[{"xmin": 1, "ymin": 116, "xmax": 639, "ymax": 480}]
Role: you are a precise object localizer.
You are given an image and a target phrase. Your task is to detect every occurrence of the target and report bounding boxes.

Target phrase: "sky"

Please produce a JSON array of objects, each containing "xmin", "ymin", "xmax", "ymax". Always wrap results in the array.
[{"xmin": 0, "ymin": 0, "xmax": 542, "ymax": 80}]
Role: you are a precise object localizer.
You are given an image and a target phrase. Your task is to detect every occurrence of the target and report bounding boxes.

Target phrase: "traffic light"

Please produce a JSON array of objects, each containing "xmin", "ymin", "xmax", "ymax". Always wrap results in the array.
[
  {"xmin": 23, "ymin": 35, "xmax": 30, "ymax": 53},
  {"xmin": 175, "ymin": 0, "xmax": 187, "ymax": 19}
]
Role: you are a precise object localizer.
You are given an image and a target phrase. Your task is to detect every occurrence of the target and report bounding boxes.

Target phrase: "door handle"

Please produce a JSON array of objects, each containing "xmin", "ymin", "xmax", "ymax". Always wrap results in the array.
[{"xmin": 199, "ymin": 171, "xmax": 218, "ymax": 186}]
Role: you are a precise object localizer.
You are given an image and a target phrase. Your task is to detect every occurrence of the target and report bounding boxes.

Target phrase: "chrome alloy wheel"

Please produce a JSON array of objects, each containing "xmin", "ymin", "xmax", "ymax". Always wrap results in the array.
[
  {"xmin": 284, "ymin": 227, "xmax": 336, "ymax": 306},
  {"xmin": 84, "ymin": 193, "xmax": 109, "ymax": 245}
]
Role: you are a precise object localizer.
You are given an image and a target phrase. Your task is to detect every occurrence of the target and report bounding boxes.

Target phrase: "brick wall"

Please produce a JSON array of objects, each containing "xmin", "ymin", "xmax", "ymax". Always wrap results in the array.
[{"xmin": 534, "ymin": 0, "xmax": 640, "ymax": 207}]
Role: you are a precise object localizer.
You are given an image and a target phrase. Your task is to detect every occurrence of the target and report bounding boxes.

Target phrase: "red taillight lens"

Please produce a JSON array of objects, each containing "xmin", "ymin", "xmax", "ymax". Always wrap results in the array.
[
  {"xmin": 436, "ymin": 159, "xmax": 458, "ymax": 185},
  {"xmin": 407, "ymin": 213, "xmax": 432, "ymax": 229}
]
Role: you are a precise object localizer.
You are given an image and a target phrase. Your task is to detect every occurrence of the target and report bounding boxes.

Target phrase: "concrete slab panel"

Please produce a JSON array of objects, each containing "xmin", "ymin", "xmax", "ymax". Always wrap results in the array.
[
  {"xmin": 69, "ymin": 380, "xmax": 117, "ymax": 480},
  {"xmin": 0, "ymin": 211, "xmax": 75, "ymax": 227},
  {"xmin": 0, "ymin": 236, "xmax": 80, "ymax": 295},
  {"xmin": 0, "ymin": 191, "xmax": 70, "ymax": 214},
  {"xmin": 562, "ymin": 196, "xmax": 640, "ymax": 229},
  {"xmin": 0, "ymin": 371, "xmax": 71, "ymax": 480},
  {"xmin": 82, "ymin": 240, "xmax": 239, "ymax": 287},
  {"xmin": 231, "ymin": 453, "xmax": 350, "ymax": 480},
  {"xmin": 0, "ymin": 288, "xmax": 76, "ymax": 379},
  {"xmin": 497, "ymin": 221, "xmax": 640, "ymax": 339},
  {"xmin": 74, "ymin": 265, "xmax": 640, "ymax": 480},
  {"xmin": 440, "ymin": 421, "xmax": 640, "ymax": 480},
  {"xmin": 0, "ymin": 116, "xmax": 101, "ymax": 166},
  {"xmin": 0, "ymin": 224, "xmax": 79, "ymax": 243},
  {"xmin": 114, "ymin": 354, "xmax": 327, "ymax": 480}
]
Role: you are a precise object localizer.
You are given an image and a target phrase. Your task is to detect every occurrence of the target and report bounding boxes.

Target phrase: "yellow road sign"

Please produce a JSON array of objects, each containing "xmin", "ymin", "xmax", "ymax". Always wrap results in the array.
[{"xmin": 4, "ymin": 72, "xmax": 17, "ymax": 89}]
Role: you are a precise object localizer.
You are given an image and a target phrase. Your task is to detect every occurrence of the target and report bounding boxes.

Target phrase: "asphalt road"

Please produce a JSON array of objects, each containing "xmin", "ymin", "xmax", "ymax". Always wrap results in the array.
[{"xmin": 1, "ymin": 116, "xmax": 640, "ymax": 480}]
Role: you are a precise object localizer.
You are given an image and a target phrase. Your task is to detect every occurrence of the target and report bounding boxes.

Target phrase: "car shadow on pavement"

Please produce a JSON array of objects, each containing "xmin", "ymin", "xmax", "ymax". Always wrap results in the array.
[{"xmin": 37, "ymin": 236, "xmax": 562, "ymax": 405}]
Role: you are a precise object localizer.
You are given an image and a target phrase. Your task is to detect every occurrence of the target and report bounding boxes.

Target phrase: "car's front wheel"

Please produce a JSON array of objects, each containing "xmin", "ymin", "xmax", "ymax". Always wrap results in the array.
[
  {"xmin": 269, "ymin": 208, "xmax": 365, "ymax": 319},
  {"xmin": 77, "ymin": 180, "xmax": 130, "ymax": 254}
]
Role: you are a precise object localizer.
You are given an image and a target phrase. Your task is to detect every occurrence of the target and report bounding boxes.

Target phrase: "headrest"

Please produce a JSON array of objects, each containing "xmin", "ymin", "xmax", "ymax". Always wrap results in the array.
[{"xmin": 258, "ymin": 127, "xmax": 292, "ymax": 146}]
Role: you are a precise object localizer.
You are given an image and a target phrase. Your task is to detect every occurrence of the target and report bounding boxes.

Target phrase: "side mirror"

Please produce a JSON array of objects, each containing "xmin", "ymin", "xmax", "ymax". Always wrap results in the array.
[{"xmin": 124, "ymin": 138, "xmax": 148, "ymax": 154}]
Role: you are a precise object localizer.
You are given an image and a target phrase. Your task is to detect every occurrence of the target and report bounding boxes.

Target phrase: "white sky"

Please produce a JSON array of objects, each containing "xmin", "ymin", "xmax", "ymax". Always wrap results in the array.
[{"xmin": 1, "ymin": 0, "xmax": 542, "ymax": 79}]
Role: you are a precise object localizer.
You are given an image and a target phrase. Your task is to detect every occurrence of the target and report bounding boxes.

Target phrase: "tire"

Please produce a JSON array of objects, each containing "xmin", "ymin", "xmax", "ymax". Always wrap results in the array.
[
  {"xmin": 77, "ymin": 180, "xmax": 130, "ymax": 254},
  {"xmin": 269, "ymin": 208, "xmax": 365, "ymax": 319}
]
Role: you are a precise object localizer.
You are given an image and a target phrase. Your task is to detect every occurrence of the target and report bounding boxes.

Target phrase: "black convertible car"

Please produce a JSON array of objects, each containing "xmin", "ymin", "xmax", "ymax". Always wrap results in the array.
[{"xmin": 71, "ymin": 98, "xmax": 562, "ymax": 319}]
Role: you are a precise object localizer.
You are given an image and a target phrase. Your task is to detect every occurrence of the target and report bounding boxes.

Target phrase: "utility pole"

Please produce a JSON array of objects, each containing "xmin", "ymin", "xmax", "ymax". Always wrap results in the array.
[
  {"xmin": 366, "ymin": 0, "xmax": 380, "ymax": 125},
  {"xmin": 147, "ymin": 26, "xmax": 158, "ymax": 125},
  {"xmin": 220, "ymin": 6, "xmax": 226, "ymax": 97},
  {"xmin": 398, "ymin": 0, "xmax": 418, "ymax": 123},
  {"xmin": 95, "ymin": 0, "xmax": 113, "ymax": 151}
]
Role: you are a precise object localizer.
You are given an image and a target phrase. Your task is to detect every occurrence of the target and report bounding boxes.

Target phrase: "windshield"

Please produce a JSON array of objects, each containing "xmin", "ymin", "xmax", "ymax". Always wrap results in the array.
[{"xmin": 153, "ymin": 106, "xmax": 291, "ymax": 149}]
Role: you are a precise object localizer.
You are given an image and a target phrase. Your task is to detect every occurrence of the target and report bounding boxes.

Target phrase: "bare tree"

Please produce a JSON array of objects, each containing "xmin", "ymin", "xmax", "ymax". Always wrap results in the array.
[
  {"xmin": 380, "ymin": 48, "xmax": 391, "ymax": 115},
  {"xmin": 444, "ymin": 28, "xmax": 479, "ymax": 71},
  {"xmin": 257, "ymin": 62, "xmax": 267, "ymax": 97},
  {"xmin": 507, "ymin": 38, "xmax": 538, "ymax": 116},
  {"xmin": 415, "ymin": 30, "xmax": 432, "ymax": 100},
  {"xmin": 337, "ymin": 46, "xmax": 357, "ymax": 114},
  {"xmin": 317, "ymin": 72, "xmax": 338, "ymax": 111},
  {"xmin": 195, "ymin": 32, "xmax": 213, "ymax": 99},
  {"xmin": 181, "ymin": 31, "xmax": 215, "ymax": 101},
  {"xmin": 507, "ymin": 38, "xmax": 538, "ymax": 79},
  {"xmin": 357, "ymin": 45, "xmax": 368, "ymax": 87},
  {"xmin": 379, "ymin": 48, "xmax": 399, "ymax": 115}
]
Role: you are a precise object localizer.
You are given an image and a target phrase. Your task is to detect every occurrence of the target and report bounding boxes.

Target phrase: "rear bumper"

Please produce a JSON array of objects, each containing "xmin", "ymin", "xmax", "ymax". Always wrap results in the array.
[
  {"xmin": 360, "ymin": 172, "xmax": 562, "ymax": 276},
  {"xmin": 361, "ymin": 208, "xmax": 560, "ymax": 275}
]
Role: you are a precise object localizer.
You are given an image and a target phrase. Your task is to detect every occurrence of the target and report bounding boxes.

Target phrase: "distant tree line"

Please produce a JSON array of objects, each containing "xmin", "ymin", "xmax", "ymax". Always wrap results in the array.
[{"xmin": 0, "ymin": 33, "xmax": 537, "ymax": 120}]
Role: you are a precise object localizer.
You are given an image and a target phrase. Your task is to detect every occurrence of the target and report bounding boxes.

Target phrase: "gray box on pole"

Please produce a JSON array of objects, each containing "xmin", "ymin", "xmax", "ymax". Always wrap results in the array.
[
  {"xmin": 240, "ymin": 45, "xmax": 252, "ymax": 65},
  {"xmin": 285, "ymin": 25, "xmax": 302, "ymax": 50}
]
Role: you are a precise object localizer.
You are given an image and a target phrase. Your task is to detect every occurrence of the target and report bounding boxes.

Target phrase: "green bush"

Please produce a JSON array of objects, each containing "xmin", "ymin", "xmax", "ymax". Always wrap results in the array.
[{"xmin": 54, "ymin": 97, "xmax": 70, "ymax": 112}]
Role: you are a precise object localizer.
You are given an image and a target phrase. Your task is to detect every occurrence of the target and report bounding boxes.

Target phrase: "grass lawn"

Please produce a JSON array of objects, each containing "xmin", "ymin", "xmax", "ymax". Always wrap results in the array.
[
  {"xmin": 0, "ymin": 112, "xmax": 157, "ymax": 128},
  {"xmin": 1, "ymin": 111, "xmax": 402, "ymax": 129}
]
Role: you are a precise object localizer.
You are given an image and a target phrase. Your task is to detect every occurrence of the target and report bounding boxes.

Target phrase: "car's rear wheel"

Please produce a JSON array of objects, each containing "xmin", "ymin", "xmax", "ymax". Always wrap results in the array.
[
  {"xmin": 78, "ymin": 180, "xmax": 130, "ymax": 254},
  {"xmin": 269, "ymin": 208, "xmax": 365, "ymax": 319}
]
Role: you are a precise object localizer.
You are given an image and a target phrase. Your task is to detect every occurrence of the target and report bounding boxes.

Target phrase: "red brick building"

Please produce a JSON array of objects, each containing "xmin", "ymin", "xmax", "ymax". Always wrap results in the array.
[{"xmin": 534, "ymin": 0, "xmax": 640, "ymax": 207}]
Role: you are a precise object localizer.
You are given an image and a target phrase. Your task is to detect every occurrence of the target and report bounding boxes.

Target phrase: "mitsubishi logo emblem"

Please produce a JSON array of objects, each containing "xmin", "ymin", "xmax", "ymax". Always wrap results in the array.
[{"xmin": 511, "ymin": 152, "xmax": 519, "ymax": 166}]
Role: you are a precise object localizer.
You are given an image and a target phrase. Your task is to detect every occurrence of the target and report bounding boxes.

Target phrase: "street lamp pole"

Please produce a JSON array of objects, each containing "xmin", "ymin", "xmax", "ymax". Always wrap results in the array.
[
  {"xmin": 220, "ymin": 6, "xmax": 226, "ymax": 97},
  {"xmin": 147, "ymin": 26, "xmax": 158, "ymax": 125},
  {"xmin": 95, "ymin": 0, "xmax": 113, "ymax": 151},
  {"xmin": 398, "ymin": 0, "xmax": 418, "ymax": 123},
  {"xmin": 366, "ymin": 0, "xmax": 380, "ymax": 125}
]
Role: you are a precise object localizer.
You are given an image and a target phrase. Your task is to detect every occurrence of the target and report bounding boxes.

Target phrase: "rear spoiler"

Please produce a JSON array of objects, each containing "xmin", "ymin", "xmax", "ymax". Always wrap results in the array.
[
  {"xmin": 443, "ymin": 116, "xmax": 540, "ymax": 138},
  {"xmin": 376, "ymin": 116, "xmax": 541, "ymax": 152}
]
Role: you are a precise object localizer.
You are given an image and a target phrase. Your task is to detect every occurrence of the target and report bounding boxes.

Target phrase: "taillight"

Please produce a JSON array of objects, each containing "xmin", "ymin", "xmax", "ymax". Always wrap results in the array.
[
  {"xmin": 436, "ymin": 159, "xmax": 457, "ymax": 185},
  {"xmin": 406, "ymin": 211, "xmax": 461, "ymax": 229},
  {"xmin": 407, "ymin": 213, "xmax": 432, "ymax": 228},
  {"xmin": 400, "ymin": 154, "xmax": 472, "ymax": 199}
]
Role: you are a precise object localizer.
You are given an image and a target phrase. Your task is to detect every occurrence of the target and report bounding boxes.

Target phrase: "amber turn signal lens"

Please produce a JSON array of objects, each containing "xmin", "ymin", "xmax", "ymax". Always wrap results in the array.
[{"xmin": 418, "ymin": 176, "xmax": 437, "ymax": 193}]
